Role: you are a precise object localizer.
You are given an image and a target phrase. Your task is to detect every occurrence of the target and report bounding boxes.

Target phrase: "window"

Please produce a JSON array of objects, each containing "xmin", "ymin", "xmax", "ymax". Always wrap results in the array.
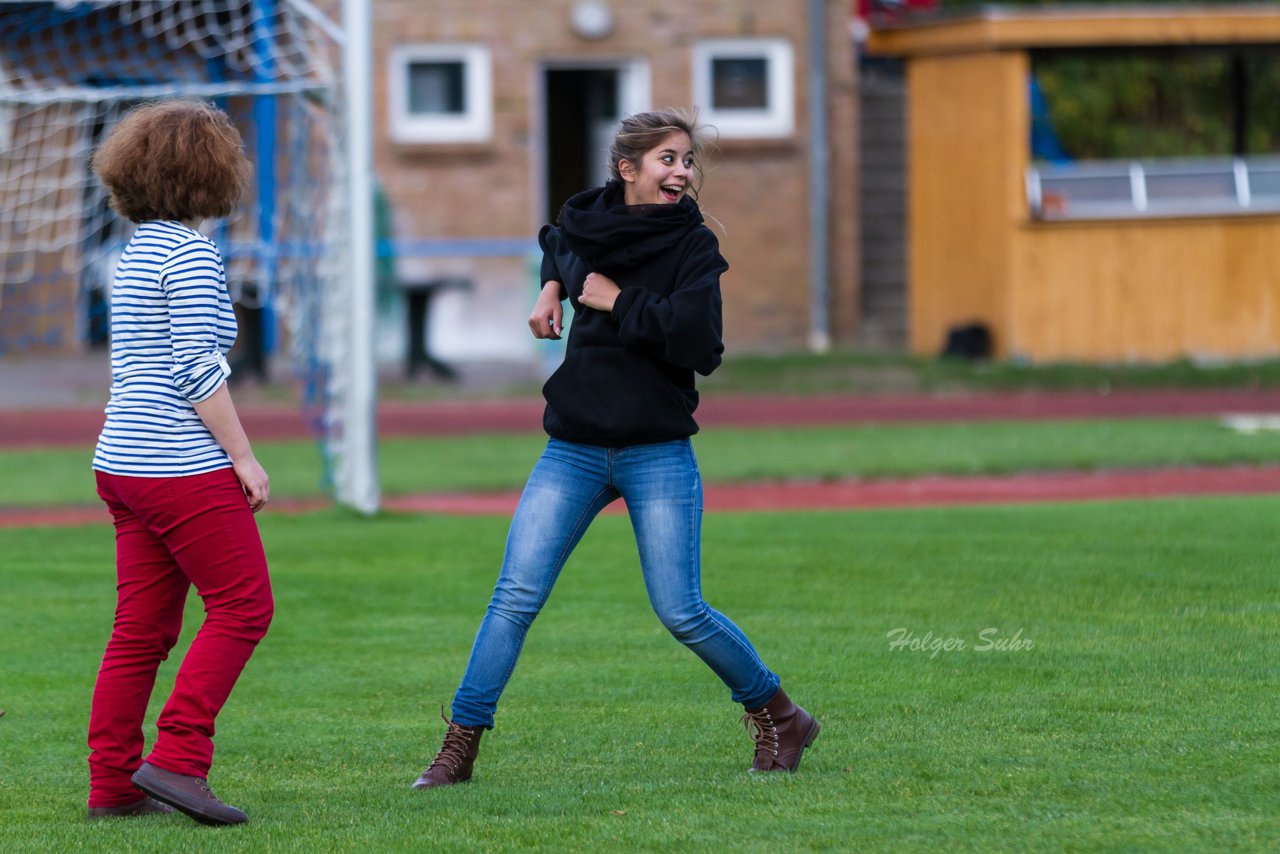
[
  {"xmin": 692, "ymin": 39, "xmax": 793, "ymax": 139},
  {"xmin": 388, "ymin": 44, "xmax": 491, "ymax": 144},
  {"xmin": 1027, "ymin": 47, "xmax": 1280, "ymax": 221},
  {"xmin": 1027, "ymin": 157, "xmax": 1280, "ymax": 221},
  {"xmin": 1032, "ymin": 48, "xmax": 1280, "ymax": 161}
]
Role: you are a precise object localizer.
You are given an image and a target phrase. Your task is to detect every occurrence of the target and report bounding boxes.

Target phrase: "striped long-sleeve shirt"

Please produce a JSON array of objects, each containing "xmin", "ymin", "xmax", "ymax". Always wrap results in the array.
[{"xmin": 92, "ymin": 221, "xmax": 237, "ymax": 477}]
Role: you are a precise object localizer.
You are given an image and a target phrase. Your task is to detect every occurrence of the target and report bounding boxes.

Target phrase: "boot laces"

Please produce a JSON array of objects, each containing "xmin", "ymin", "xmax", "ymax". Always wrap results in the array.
[
  {"xmin": 429, "ymin": 708, "xmax": 475, "ymax": 772},
  {"xmin": 742, "ymin": 706, "xmax": 779, "ymax": 757}
]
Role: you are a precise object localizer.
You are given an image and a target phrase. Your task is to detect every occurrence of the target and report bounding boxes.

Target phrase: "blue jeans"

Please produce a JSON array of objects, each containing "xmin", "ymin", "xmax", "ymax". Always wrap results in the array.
[{"xmin": 451, "ymin": 438, "xmax": 780, "ymax": 728}]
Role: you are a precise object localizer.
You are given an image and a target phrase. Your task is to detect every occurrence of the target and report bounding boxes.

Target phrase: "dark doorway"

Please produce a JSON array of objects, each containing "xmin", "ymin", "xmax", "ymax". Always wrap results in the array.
[{"xmin": 544, "ymin": 68, "xmax": 620, "ymax": 224}]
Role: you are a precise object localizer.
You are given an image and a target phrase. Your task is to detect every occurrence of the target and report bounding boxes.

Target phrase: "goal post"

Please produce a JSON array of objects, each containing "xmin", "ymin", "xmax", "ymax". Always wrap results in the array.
[
  {"xmin": 336, "ymin": 0, "xmax": 379, "ymax": 514},
  {"xmin": 0, "ymin": 0, "xmax": 380, "ymax": 513}
]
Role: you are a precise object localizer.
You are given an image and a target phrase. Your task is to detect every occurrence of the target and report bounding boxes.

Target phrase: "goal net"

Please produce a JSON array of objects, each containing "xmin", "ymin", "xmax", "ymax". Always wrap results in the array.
[{"xmin": 0, "ymin": 0, "xmax": 378, "ymax": 512}]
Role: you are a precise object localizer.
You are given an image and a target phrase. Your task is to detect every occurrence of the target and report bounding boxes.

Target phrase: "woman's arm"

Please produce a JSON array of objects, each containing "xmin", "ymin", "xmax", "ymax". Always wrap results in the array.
[
  {"xmin": 194, "ymin": 383, "xmax": 270, "ymax": 512},
  {"xmin": 606, "ymin": 230, "xmax": 727, "ymax": 375},
  {"xmin": 166, "ymin": 239, "xmax": 235, "ymax": 402},
  {"xmin": 163, "ymin": 237, "xmax": 268, "ymax": 511},
  {"xmin": 529, "ymin": 280, "xmax": 565, "ymax": 339}
]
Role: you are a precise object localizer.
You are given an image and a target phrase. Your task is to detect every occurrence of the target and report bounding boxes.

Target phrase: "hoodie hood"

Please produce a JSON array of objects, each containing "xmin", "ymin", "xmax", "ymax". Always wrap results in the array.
[{"xmin": 556, "ymin": 180, "xmax": 705, "ymax": 271}]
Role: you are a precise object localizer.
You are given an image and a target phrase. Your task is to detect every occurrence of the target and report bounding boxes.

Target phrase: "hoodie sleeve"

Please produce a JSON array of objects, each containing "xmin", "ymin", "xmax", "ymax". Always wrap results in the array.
[
  {"xmin": 610, "ymin": 226, "xmax": 726, "ymax": 376},
  {"xmin": 538, "ymin": 224, "xmax": 569, "ymax": 301}
]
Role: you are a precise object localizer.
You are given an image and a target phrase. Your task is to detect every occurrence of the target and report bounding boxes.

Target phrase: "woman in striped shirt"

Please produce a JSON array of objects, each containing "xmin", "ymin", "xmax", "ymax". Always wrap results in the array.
[{"xmin": 86, "ymin": 100, "xmax": 273, "ymax": 826}]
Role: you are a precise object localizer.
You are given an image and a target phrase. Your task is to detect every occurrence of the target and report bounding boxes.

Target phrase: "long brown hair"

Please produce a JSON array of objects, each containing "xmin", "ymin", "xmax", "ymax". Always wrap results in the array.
[{"xmin": 92, "ymin": 99, "xmax": 251, "ymax": 223}]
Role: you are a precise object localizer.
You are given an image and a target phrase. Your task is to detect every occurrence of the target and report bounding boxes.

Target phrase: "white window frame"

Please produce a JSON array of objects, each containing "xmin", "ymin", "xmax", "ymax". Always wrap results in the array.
[
  {"xmin": 692, "ymin": 38, "xmax": 794, "ymax": 139},
  {"xmin": 1026, "ymin": 156, "xmax": 1280, "ymax": 221},
  {"xmin": 388, "ymin": 43, "xmax": 492, "ymax": 144}
]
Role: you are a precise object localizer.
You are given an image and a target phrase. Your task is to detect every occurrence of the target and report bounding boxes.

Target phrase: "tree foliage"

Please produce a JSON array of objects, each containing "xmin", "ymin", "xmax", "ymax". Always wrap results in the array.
[{"xmin": 1033, "ymin": 48, "xmax": 1280, "ymax": 160}]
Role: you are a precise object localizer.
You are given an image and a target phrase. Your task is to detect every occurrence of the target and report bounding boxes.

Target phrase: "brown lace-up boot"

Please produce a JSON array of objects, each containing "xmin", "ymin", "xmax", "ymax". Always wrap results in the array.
[
  {"xmin": 742, "ymin": 687, "xmax": 821, "ymax": 773},
  {"xmin": 412, "ymin": 709, "xmax": 485, "ymax": 789},
  {"xmin": 130, "ymin": 762, "xmax": 248, "ymax": 825}
]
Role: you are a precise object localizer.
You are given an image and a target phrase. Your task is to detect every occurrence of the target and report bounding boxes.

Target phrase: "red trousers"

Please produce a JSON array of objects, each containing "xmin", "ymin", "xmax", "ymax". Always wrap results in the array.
[{"xmin": 88, "ymin": 468, "xmax": 273, "ymax": 808}]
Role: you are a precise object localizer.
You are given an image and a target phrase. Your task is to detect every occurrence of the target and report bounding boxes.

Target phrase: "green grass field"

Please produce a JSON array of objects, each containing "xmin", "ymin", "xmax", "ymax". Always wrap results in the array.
[
  {"xmin": 1, "ymin": 497, "xmax": 1277, "ymax": 851},
  {"xmin": 375, "ymin": 351, "xmax": 1280, "ymax": 400},
  {"xmin": 698, "ymin": 350, "xmax": 1280, "ymax": 395},
  {"xmin": 6, "ymin": 417, "xmax": 1280, "ymax": 508}
]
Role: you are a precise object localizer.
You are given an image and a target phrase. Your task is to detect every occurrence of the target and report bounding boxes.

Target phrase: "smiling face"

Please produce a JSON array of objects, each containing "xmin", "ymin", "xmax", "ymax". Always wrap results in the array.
[{"xmin": 618, "ymin": 130, "xmax": 695, "ymax": 206}]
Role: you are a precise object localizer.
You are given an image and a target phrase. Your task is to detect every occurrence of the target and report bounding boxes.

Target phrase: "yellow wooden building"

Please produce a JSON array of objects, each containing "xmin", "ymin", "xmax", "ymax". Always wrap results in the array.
[{"xmin": 867, "ymin": 7, "xmax": 1280, "ymax": 362}]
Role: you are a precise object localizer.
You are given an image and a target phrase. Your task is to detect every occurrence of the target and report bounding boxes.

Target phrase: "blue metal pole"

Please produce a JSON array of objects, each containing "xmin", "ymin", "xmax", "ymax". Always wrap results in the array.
[{"xmin": 251, "ymin": 0, "xmax": 279, "ymax": 354}]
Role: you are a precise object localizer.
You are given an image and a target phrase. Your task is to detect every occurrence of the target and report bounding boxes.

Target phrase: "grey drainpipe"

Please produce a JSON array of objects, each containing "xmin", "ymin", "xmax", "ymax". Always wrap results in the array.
[{"xmin": 807, "ymin": 0, "xmax": 831, "ymax": 351}]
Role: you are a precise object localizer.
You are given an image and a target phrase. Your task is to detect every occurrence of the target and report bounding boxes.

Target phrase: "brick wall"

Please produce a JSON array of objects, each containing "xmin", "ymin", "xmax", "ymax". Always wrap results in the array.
[{"xmin": 374, "ymin": 0, "xmax": 859, "ymax": 357}]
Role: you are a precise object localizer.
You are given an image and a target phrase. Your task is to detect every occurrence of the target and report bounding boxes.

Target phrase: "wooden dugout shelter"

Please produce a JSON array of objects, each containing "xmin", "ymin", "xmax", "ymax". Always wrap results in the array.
[{"xmin": 867, "ymin": 7, "xmax": 1280, "ymax": 362}]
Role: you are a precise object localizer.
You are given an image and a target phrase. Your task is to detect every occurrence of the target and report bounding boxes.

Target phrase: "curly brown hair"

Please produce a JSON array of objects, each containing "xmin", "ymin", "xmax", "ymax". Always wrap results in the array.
[{"xmin": 91, "ymin": 99, "xmax": 251, "ymax": 223}]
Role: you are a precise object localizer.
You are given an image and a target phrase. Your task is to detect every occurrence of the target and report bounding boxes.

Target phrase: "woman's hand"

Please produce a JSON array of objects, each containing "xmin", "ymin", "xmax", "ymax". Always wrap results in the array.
[
  {"xmin": 529, "ymin": 280, "xmax": 564, "ymax": 339},
  {"xmin": 579, "ymin": 272, "xmax": 621, "ymax": 313},
  {"xmin": 233, "ymin": 454, "xmax": 270, "ymax": 513},
  {"xmin": 193, "ymin": 383, "xmax": 269, "ymax": 512}
]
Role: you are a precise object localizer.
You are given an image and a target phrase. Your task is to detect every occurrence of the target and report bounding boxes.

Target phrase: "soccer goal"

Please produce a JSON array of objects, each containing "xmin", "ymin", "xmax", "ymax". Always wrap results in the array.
[{"xmin": 0, "ymin": 0, "xmax": 379, "ymax": 512}]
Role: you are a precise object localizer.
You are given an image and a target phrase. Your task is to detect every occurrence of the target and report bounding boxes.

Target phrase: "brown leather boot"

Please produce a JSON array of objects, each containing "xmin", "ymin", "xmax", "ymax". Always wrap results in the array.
[
  {"xmin": 130, "ymin": 762, "xmax": 248, "ymax": 825},
  {"xmin": 742, "ymin": 687, "xmax": 821, "ymax": 773},
  {"xmin": 412, "ymin": 709, "xmax": 485, "ymax": 789}
]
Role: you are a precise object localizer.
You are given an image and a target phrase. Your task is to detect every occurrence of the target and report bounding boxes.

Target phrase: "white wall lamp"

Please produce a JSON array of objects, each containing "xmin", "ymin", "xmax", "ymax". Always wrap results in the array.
[{"xmin": 570, "ymin": 1, "xmax": 614, "ymax": 40}]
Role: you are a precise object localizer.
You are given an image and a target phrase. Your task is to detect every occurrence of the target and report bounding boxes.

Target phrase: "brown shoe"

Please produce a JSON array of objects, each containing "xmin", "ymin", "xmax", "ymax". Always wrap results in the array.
[
  {"xmin": 87, "ymin": 797, "xmax": 176, "ymax": 819},
  {"xmin": 742, "ymin": 687, "xmax": 821, "ymax": 773},
  {"xmin": 131, "ymin": 762, "xmax": 248, "ymax": 825},
  {"xmin": 412, "ymin": 709, "xmax": 485, "ymax": 789}
]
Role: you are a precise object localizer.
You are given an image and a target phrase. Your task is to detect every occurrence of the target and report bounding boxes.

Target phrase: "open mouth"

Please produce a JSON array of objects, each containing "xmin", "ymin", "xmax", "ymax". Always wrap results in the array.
[{"xmin": 660, "ymin": 184, "xmax": 684, "ymax": 202}]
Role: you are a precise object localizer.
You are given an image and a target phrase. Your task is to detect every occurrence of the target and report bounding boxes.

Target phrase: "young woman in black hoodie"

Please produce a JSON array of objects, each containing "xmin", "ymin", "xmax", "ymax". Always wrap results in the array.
[{"xmin": 413, "ymin": 109, "xmax": 819, "ymax": 789}]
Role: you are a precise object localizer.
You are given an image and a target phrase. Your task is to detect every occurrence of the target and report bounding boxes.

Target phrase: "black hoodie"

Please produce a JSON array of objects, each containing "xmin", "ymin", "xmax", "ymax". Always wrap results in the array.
[{"xmin": 538, "ymin": 181, "xmax": 727, "ymax": 446}]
